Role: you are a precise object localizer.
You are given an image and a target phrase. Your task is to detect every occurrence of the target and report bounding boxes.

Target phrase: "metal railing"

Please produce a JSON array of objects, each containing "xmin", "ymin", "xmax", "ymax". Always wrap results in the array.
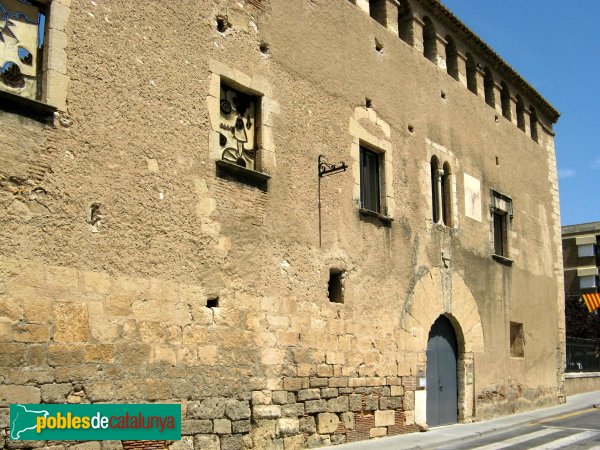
[{"xmin": 566, "ymin": 337, "xmax": 600, "ymax": 372}]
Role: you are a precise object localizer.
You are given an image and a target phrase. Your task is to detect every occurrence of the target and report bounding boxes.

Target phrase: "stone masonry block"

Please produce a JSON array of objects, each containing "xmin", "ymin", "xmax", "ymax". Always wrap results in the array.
[
  {"xmin": 370, "ymin": 427, "xmax": 387, "ymax": 438},
  {"xmin": 297, "ymin": 389, "xmax": 320, "ymax": 401},
  {"xmin": 327, "ymin": 396, "xmax": 349, "ymax": 413},
  {"xmin": 304, "ymin": 400, "xmax": 327, "ymax": 414},
  {"xmin": 391, "ymin": 385, "xmax": 405, "ymax": 396},
  {"xmin": 0, "ymin": 385, "xmax": 40, "ymax": 404},
  {"xmin": 181, "ymin": 419, "xmax": 212, "ymax": 435},
  {"xmin": 375, "ymin": 410, "xmax": 395, "ymax": 427},
  {"xmin": 349, "ymin": 395, "xmax": 362, "ymax": 412},
  {"xmin": 283, "ymin": 377, "xmax": 303, "ymax": 391},
  {"xmin": 276, "ymin": 417, "xmax": 299, "ymax": 436},
  {"xmin": 213, "ymin": 418, "xmax": 232, "ymax": 434},
  {"xmin": 329, "ymin": 378, "xmax": 348, "ymax": 388},
  {"xmin": 53, "ymin": 302, "xmax": 89, "ymax": 342},
  {"xmin": 281, "ymin": 403, "xmax": 304, "ymax": 418},
  {"xmin": 341, "ymin": 412, "xmax": 355, "ymax": 430},
  {"xmin": 251, "ymin": 390, "xmax": 272, "ymax": 405},
  {"xmin": 299, "ymin": 416, "xmax": 316, "ymax": 434},
  {"xmin": 193, "ymin": 435, "xmax": 219, "ymax": 450},
  {"xmin": 321, "ymin": 388, "xmax": 339, "ymax": 399},
  {"xmin": 41, "ymin": 383, "xmax": 72, "ymax": 403},
  {"xmin": 317, "ymin": 412, "xmax": 340, "ymax": 434},
  {"xmin": 220, "ymin": 434, "xmax": 244, "ymax": 450},
  {"xmin": 232, "ymin": 419, "xmax": 251, "ymax": 434},
  {"xmin": 225, "ymin": 399, "xmax": 251, "ymax": 420},
  {"xmin": 310, "ymin": 378, "xmax": 329, "ymax": 388},
  {"xmin": 363, "ymin": 395, "xmax": 379, "ymax": 411},
  {"xmin": 253, "ymin": 405, "xmax": 281, "ymax": 419},
  {"xmin": 188, "ymin": 398, "xmax": 225, "ymax": 419},
  {"xmin": 272, "ymin": 391, "xmax": 288, "ymax": 405}
]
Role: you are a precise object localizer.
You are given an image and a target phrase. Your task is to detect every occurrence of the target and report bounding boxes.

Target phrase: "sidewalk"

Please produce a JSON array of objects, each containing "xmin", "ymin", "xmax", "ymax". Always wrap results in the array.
[{"xmin": 322, "ymin": 391, "xmax": 600, "ymax": 450}]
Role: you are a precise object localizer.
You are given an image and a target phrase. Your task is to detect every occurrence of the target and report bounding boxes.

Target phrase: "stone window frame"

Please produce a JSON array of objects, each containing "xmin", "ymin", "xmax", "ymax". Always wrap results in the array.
[
  {"xmin": 349, "ymin": 106, "xmax": 394, "ymax": 224},
  {"xmin": 425, "ymin": 139, "xmax": 458, "ymax": 230},
  {"xmin": 207, "ymin": 60, "xmax": 277, "ymax": 188},
  {"xmin": 0, "ymin": 0, "xmax": 70, "ymax": 117},
  {"xmin": 490, "ymin": 189, "xmax": 514, "ymax": 265}
]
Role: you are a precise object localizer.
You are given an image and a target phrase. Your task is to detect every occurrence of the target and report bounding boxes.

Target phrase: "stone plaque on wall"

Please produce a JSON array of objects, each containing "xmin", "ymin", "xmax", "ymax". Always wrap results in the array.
[{"xmin": 464, "ymin": 173, "xmax": 481, "ymax": 222}]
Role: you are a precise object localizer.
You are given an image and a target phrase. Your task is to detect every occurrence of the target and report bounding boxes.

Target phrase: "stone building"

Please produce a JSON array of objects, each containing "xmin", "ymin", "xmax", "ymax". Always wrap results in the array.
[
  {"xmin": 0, "ymin": 0, "xmax": 564, "ymax": 449},
  {"xmin": 562, "ymin": 222, "xmax": 600, "ymax": 299}
]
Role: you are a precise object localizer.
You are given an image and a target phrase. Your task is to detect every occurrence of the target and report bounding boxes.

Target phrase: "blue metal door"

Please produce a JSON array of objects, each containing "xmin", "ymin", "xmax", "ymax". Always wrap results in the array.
[{"xmin": 426, "ymin": 315, "xmax": 458, "ymax": 427}]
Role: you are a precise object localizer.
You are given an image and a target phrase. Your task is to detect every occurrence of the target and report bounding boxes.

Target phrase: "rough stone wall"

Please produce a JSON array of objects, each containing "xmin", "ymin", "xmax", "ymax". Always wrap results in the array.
[{"xmin": 0, "ymin": 0, "xmax": 564, "ymax": 449}]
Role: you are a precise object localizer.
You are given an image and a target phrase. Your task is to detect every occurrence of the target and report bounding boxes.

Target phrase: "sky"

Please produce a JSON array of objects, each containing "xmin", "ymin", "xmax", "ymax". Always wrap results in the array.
[{"xmin": 441, "ymin": 0, "xmax": 599, "ymax": 226}]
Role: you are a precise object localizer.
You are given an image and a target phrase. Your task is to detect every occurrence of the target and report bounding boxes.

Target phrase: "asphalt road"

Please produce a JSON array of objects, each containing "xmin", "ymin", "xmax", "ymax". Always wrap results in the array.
[{"xmin": 437, "ymin": 406, "xmax": 600, "ymax": 450}]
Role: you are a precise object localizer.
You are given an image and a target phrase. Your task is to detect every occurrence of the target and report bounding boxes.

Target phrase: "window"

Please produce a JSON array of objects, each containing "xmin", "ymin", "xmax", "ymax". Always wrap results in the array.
[
  {"xmin": 430, "ymin": 156, "xmax": 440, "ymax": 223},
  {"xmin": 0, "ymin": 0, "xmax": 45, "ymax": 101},
  {"xmin": 218, "ymin": 82, "xmax": 260, "ymax": 170},
  {"xmin": 580, "ymin": 275, "xmax": 597, "ymax": 290},
  {"xmin": 510, "ymin": 322, "xmax": 524, "ymax": 357},
  {"xmin": 422, "ymin": 17, "xmax": 436, "ymax": 63},
  {"xmin": 328, "ymin": 270, "xmax": 345, "ymax": 304},
  {"xmin": 500, "ymin": 82, "xmax": 511, "ymax": 120},
  {"xmin": 397, "ymin": 1, "xmax": 413, "ymax": 46},
  {"xmin": 491, "ymin": 191, "xmax": 512, "ymax": 259},
  {"xmin": 360, "ymin": 146, "xmax": 381, "ymax": 213},
  {"xmin": 516, "ymin": 95, "xmax": 525, "ymax": 131},
  {"xmin": 578, "ymin": 244, "xmax": 595, "ymax": 258},
  {"xmin": 441, "ymin": 162, "xmax": 452, "ymax": 226},
  {"xmin": 445, "ymin": 36, "xmax": 458, "ymax": 80},
  {"xmin": 430, "ymin": 157, "xmax": 453, "ymax": 226},
  {"xmin": 529, "ymin": 106, "xmax": 539, "ymax": 143},
  {"xmin": 369, "ymin": 0, "xmax": 386, "ymax": 26},
  {"xmin": 466, "ymin": 53, "xmax": 477, "ymax": 95},
  {"xmin": 484, "ymin": 67, "xmax": 495, "ymax": 108}
]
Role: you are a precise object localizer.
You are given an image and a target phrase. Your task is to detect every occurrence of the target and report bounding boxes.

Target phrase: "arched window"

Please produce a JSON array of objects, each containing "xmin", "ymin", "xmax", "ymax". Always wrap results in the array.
[
  {"xmin": 530, "ymin": 106, "xmax": 539, "ymax": 142},
  {"xmin": 466, "ymin": 53, "xmax": 477, "ymax": 95},
  {"xmin": 398, "ymin": 1, "xmax": 413, "ymax": 46},
  {"xmin": 516, "ymin": 95, "xmax": 525, "ymax": 131},
  {"xmin": 441, "ymin": 162, "xmax": 452, "ymax": 226},
  {"xmin": 431, "ymin": 156, "xmax": 440, "ymax": 223},
  {"xmin": 445, "ymin": 36, "xmax": 458, "ymax": 80},
  {"xmin": 500, "ymin": 81, "xmax": 511, "ymax": 120},
  {"xmin": 423, "ymin": 17, "xmax": 437, "ymax": 63},
  {"xmin": 484, "ymin": 67, "xmax": 495, "ymax": 108},
  {"xmin": 369, "ymin": 0, "xmax": 386, "ymax": 26}
]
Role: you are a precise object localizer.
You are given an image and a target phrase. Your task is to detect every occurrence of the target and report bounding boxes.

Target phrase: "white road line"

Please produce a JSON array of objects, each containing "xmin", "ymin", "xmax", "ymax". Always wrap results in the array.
[
  {"xmin": 542, "ymin": 425, "xmax": 600, "ymax": 432},
  {"xmin": 527, "ymin": 430, "xmax": 599, "ymax": 449},
  {"xmin": 470, "ymin": 428, "xmax": 562, "ymax": 450}
]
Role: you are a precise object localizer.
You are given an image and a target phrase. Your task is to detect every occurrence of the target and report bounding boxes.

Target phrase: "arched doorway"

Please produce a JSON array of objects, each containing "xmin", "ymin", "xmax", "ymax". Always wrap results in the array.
[{"xmin": 426, "ymin": 315, "xmax": 458, "ymax": 426}]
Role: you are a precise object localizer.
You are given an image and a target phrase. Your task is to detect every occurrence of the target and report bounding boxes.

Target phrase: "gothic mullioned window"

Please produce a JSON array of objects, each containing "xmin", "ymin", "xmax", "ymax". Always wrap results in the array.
[{"xmin": 0, "ymin": 0, "xmax": 45, "ymax": 100}]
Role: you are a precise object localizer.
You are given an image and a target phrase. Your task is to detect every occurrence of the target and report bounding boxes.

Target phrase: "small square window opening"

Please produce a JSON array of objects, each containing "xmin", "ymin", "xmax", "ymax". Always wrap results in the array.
[
  {"xmin": 578, "ymin": 244, "xmax": 595, "ymax": 258},
  {"xmin": 206, "ymin": 297, "xmax": 220, "ymax": 308}
]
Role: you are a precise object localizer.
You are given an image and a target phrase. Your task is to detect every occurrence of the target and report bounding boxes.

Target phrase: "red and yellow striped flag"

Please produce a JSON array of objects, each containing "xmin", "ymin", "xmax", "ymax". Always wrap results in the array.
[{"xmin": 582, "ymin": 293, "xmax": 600, "ymax": 313}]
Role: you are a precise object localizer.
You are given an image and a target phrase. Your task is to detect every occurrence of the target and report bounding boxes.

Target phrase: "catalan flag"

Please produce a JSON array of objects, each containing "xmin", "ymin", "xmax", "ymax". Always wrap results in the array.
[{"xmin": 582, "ymin": 293, "xmax": 600, "ymax": 313}]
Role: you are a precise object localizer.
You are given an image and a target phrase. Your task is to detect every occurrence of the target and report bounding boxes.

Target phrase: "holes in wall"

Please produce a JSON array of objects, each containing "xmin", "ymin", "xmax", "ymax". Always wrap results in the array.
[
  {"xmin": 365, "ymin": 97, "xmax": 373, "ymax": 108},
  {"xmin": 18, "ymin": 47, "xmax": 33, "ymax": 66},
  {"xmin": 328, "ymin": 270, "xmax": 345, "ymax": 304},
  {"xmin": 375, "ymin": 38, "xmax": 383, "ymax": 52},
  {"xmin": 408, "ymin": 124, "xmax": 414, "ymax": 133},
  {"xmin": 206, "ymin": 297, "xmax": 220, "ymax": 308},
  {"xmin": 259, "ymin": 41, "xmax": 270, "ymax": 55},
  {"xmin": 510, "ymin": 321, "xmax": 524, "ymax": 357},
  {"xmin": 440, "ymin": 91, "xmax": 447, "ymax": 99},
  {"xmin": 216, "ymin": 15, "xmax": 230, "ymax": 33},
  {"xmin": 495, "ymin": 115, "xmax": 499, "ymax": 123},
  {"xmin": 495, "ymin": 156, "xmax": 499, "ymax": 166}
]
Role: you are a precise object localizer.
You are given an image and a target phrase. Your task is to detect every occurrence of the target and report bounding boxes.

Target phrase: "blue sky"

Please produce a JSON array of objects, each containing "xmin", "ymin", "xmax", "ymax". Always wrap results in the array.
[{"xmin": 442, "ymin": 0, "xmax": 599, "ymax": 226}]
